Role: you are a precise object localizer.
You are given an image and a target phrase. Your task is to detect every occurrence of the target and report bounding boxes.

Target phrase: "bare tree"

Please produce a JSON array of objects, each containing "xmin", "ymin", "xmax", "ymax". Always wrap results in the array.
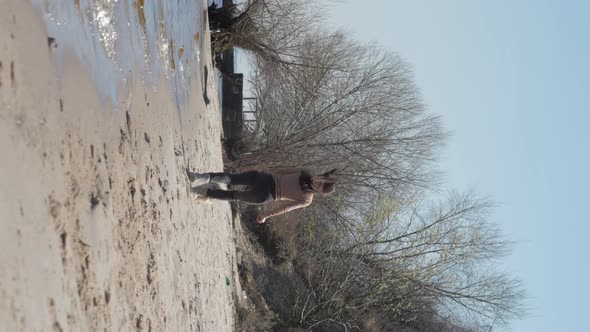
[
  {"xmin": 289, "ymin": 192, "xmax": 526, "ymax": 331},
  {"xmin": 209, "ymin": 0, "xmax": 325, "ymax": 60},
  {"xmin": 231, "ymin": 31, "xmax": 446, "ymax": 213}
]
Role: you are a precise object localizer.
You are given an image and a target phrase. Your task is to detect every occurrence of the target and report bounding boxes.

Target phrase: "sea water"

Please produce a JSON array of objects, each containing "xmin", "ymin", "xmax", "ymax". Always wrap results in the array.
[{"xmin": 31, "ymin": 0, "xmax": 212, "ymax": 108}]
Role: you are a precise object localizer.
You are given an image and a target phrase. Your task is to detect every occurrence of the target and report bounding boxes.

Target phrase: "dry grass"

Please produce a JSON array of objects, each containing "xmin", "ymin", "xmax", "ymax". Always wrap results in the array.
[
  {"xmin": 235, "ymin": 277, "xmax": 276, "ymax": 332},
  {"xmin": 233, "ymin": 209, "xmax": 277, "ymax": 332},
  {"xmin": 267, "ymin": 215, "xmax": 302, "ymax": 263},
  {"xmin": 233, "ymin": 205, "xmax": 313, "ymax": 331}
]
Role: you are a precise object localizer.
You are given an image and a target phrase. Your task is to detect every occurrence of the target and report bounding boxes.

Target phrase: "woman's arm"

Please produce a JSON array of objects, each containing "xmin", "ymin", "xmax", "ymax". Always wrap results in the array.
[{"xmin": 258, "ymin": 199, "xmax": 312, "ymax": 223}]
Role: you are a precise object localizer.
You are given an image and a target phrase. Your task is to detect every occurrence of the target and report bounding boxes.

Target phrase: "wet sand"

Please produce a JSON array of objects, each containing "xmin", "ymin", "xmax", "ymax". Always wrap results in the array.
[{"xmin": 0, "ymin": 1, "xmax": 236, "ymax": 331}]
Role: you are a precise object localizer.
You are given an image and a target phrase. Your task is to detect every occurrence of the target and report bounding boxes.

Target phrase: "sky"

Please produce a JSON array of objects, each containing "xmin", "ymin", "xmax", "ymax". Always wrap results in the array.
[{"xmin": 318, "ymin": 0, "xmax": 589, "ymax": 331}]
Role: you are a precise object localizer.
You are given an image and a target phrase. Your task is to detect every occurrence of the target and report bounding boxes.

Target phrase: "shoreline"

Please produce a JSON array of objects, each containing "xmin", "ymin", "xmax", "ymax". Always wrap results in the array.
[{"xmin": 0, "ymin": 1, "xmax": 237, "ymax": 330}]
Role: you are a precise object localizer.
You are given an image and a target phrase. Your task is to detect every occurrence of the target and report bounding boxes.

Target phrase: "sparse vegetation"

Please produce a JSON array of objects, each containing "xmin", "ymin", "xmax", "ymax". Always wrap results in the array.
[{"xmin": 215, "ymin": 2, "xmax": 528, "ymax": 331}]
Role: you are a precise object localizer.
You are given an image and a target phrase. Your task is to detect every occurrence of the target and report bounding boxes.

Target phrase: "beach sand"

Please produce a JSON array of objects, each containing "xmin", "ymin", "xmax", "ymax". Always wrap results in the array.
[{"xmin": 0, "ymin": 1, "xmax": 237, "ymax": 331}]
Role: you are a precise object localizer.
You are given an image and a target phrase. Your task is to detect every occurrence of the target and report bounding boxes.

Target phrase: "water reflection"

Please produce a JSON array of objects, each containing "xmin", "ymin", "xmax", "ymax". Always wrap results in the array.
[{"xmin": 31, "ymin": 0, "xmax": 207, "ymax": 108}]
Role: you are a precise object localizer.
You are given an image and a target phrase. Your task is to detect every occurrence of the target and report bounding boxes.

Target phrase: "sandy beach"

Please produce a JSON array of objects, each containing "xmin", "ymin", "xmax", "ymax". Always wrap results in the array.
[{"xmin": 0, "ymin": 1, "xmax": 237, "ymax": 331}]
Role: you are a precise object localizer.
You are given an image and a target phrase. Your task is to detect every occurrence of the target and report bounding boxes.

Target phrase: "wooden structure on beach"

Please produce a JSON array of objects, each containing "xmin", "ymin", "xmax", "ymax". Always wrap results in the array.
[
  {"xmin": 218, "ymin": 0, "xmax": 245, "ymax": 141},
  {"xmin": 220, "ymin": 58, "xmax": 244, "ymax": 140}
]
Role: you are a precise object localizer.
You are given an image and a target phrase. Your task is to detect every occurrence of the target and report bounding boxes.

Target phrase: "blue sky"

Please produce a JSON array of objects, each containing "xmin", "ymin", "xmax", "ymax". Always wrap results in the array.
[{"xmin": 322, "ymin": 0, "xmax": 589, "ymax": 330}]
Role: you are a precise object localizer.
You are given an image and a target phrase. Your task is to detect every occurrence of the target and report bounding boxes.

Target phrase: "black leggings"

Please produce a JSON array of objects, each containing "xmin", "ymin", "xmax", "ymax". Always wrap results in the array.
[{"xmin": 206, "ymin": 171, "xmax": 276, "ymax": 204}]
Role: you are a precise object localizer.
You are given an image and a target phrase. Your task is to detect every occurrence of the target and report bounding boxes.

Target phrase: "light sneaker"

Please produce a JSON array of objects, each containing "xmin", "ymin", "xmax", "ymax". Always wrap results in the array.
[
  {"xmin": 187, "ymin": 170, "xmax": 210, "ymax": 185},
  {"xmin": 191, "ymin": 186, "xmax": 211, "ymax": 203}
]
